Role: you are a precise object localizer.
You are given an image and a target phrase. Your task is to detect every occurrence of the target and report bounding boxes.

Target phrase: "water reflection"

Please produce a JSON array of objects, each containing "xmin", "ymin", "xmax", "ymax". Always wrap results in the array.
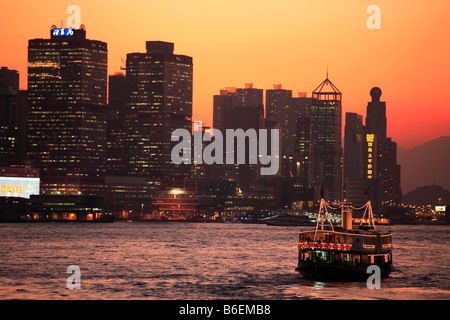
[{"xmin": 0, "ymin": 223, "xmax": 448, "ymax": 299}]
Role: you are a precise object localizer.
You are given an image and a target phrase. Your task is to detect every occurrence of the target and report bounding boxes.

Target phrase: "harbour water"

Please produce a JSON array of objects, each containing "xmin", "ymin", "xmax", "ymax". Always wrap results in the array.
[{"xmin": 0, "ymin": 222, "xmax": 448, "ymax": 300}]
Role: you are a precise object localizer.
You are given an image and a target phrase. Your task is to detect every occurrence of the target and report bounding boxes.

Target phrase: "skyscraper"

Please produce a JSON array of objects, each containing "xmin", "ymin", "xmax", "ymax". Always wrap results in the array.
[
  {"xmin": 295, "ymin": 115, "xmax": 314, "ymax": 186},
  {"xmin": 265, "ymin": 86, "xmax": 314, "ymax": 178},
  {"xmin": 106, "ymin": 73, "xmax": 127, "ymax": 175},
  {"xmin": 213, "ymin": 87, "xmax": 235, "ymax": 134},
  {"xmin": 344, "ymin": 112, "xmax": 364, "ymax": 180},
  {"xmin": 366, "ymin": 87, "xmax": 387, "ymax": 138},
  {"xmin": 364, "ymin": 87, "xmax": 401, "ymax": 207},
  {"xmin": 125, "ymin": 41, "xmax": 193, "ymax": 184},
  {"xmin": 310, "ymin": 76, "xmax": 343, "ymax": 201},
  {"xmin": 27, "ymin": 25, "xmax": 107, "ymax": 195},
  {"xmin": 343, "ymin": 112, "xmax": 367, "ymax": 205},
  {"xmin": 212, "ymin": 83, "xmax": 264, "ymax": 189}
]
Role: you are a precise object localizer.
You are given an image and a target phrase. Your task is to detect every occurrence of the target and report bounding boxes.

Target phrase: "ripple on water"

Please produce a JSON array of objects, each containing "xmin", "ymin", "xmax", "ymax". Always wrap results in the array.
[{"xmin": 0, "ymin": 223, "xmax": 448, "ymax": 299}]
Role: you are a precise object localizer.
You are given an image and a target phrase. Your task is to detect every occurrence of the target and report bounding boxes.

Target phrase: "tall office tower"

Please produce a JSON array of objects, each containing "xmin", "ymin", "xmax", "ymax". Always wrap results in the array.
[
  {"xmin": 343, "ymin": 112, "xmax": 367, "ymax": 205},
  {"xmin": 213, "ymin": 84, "xmax": 264, "ymax": 133},
  {"xmin": 191, "ymin": 123, "xmax": 215, "ymax": 190},
  {"xmin": 212, "ymin": 84, "xmax": 264, "ymax": 189},
  {"xmin": 285, "ymin": 95, "xmax": 314, "ymax": 175},
  {"xmin": 344, "ymin": 112, "xmax": 364, "ymax": 179},
  {"xmin": 27, "ymin": 26, "xmax": 107, "ymax": 195},
  {"xmin": 364, "ymin": 88, "xmax": 401, "ymax": 207},
  {"xmin": 265, "ymin": 85, "xmax": 292, "ymax": 157},
  {"xmin": 366, "ymin": 87, "xmax": 387, "ymax": 138},
  {"xmin": 295, "ymin": 116, "xmax": 314, "ymax": 185},
  {"xmin": 266, "ymin": 84, "xmax": 292, "ymax": 122},
  {"xmin": 266, "ymin": 86, "xmax": 314, "ymax": 178},
  {"xmin": 231, "ymin": 84, "xmax": 264, "ymax": 132},
  {"xmin": 106, "ymin": 73, "xmax": 127, "ymax": 175},
  {"xmin": 0, "ymin": 67, "xmax": 19, "ymax": 91},
  {"xmin": 310, "ymin": 76, "xmax": 343, "ymax": 201},
  {"xmin": 213, "ymin": 87, "xmax": 235, "ymax": 134},
  {"xmin": 125, "ymin": 41, "xmax": 193, "ymax": 184}
]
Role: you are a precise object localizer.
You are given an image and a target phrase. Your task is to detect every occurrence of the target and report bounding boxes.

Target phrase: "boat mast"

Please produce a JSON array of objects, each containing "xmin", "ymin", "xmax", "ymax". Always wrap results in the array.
[
  {"xmin": 314, "ymin": 198, "xmax": 335, "ymax": 240},
  {"xmin": 355, "ymin": 200, "xmax": 376, "ymax": 228}
]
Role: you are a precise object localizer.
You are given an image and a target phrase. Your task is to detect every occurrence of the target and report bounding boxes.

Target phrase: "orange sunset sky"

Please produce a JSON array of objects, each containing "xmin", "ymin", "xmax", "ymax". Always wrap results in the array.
[{"xmin": 1, "ymin": 0, "xmax": 449, "ymax": 150}]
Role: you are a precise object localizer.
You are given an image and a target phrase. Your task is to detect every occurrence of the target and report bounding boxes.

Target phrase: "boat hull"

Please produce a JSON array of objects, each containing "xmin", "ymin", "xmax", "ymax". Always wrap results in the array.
[{"xmin": 296, "ymin": 260, "xmax": 394, "ymax": 281}]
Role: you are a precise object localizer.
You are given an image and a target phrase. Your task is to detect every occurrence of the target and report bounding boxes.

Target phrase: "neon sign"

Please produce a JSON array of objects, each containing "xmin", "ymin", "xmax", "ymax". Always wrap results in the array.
[{"xmin": 52, "ymin": 28, "xmax": 74, "ymax": 37}]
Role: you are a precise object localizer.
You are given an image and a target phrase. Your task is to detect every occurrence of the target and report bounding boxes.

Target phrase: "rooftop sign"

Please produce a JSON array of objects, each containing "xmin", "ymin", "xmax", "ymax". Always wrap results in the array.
[{"xmin": 52, "ymin": 28, "xmax": 74, "ymax": 37}]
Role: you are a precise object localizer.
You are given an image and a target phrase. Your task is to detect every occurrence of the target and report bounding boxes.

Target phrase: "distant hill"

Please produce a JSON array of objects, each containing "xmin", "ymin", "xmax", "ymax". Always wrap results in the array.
[
  {"xmin": 402, "ymin": 185, "xmax": 450, "ymax": 206},
  {"xmin": 397, "ymin": 136, "xmax": 450, "ymax": 194}
]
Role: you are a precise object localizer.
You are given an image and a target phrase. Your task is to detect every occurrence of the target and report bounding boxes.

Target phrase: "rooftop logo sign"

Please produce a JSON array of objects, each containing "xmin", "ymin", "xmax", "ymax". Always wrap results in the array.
[{"xmin": 52, "ymin": 28, "xmax": 74, "ymax": 37}]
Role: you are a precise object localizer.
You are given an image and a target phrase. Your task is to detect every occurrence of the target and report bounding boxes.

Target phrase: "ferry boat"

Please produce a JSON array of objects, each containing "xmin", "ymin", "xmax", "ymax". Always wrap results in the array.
[{"xmin": 295, "ymin": 199, "xmax": 394, "ymax": 281}]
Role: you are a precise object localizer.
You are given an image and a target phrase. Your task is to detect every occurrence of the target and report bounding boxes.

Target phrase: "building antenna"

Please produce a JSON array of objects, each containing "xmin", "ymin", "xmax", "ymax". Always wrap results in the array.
[{"xmin": 326, "ymin": 64, "xmax": 329, "ymax": 79}]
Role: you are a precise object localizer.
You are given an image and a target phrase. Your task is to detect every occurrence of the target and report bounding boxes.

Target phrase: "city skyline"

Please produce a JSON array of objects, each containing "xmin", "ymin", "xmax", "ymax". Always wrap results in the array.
[{"xmin": 1, "ymin": 0, "xmax": 449, "ymax": 150}]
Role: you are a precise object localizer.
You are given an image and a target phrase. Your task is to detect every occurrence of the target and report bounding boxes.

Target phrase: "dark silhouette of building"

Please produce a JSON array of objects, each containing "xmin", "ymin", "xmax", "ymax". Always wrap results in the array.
[
  {"xmin": 27, "ymin": 25, "xmax": 107, "ymax": 195},
  {"xmin": 213, "ymin": 84, "xmax": 264, "ymax": 134},
  {"xmin": 0, "ymin": 87, "xmax": 19, "ymax": 164},
  {"xmin": 106, "ymin": 73, "xmax": 127, "ymax": 175},
  {"xmin": 212, "ymin": 83, "xmax": 265, "ymax": 190},
  {"xmin": 265, "ymin": 85, "xmax": 314, "ymax": 178},
  {"xmin": 124, "ymin": 41, "xmax": 193, "ymax": 185},
  {"xmin": 0, "ymin": 67, "xmax": 19, "ymax": 91},
  {"xmin": 343, "ymin": 112, "xmax": 368, "ymax": 205},
  {"xmin": 344, "ymin": 113, "xmax": 364, "ymax": 180},
  {"xmin": 364, "ymin": 87, "xmax": 401, "ymax": 207},
  {"xmin": 0, "ymin": 68, "xmax": 28, "ymax": 164},
  {"xmin": 295, "ymin": 115, "xmax": 314, "ymax": 186},
  {"xmin": 366, "ymin": 87, "xmax": 387, "ymax": 138},
  {"xmin": 342, "ymin": 88, "xmax": 401, "ymax": 208}
]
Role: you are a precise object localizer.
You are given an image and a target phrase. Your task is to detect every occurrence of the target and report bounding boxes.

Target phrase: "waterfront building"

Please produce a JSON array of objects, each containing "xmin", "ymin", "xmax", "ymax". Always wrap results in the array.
[
  {"xmin": 151, "ymin": 181, "xmax": 199, "ymax": 221},
  {"xmin": 124, "ymin": 41, "xmax": 193, "ymax": 185},
  {"xmin": 27, "ymin": 25, "xmax": 107, "ymax": 195},
  {"xmin": 104, "ymin": 175, "xmax": 160, "ymax": 219}
]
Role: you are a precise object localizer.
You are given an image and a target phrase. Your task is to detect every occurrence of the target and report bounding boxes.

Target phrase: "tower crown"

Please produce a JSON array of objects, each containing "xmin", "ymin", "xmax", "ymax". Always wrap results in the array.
[{"xmin": 370, "ymin": 87, "xmax": 382, "ymax": 102}]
